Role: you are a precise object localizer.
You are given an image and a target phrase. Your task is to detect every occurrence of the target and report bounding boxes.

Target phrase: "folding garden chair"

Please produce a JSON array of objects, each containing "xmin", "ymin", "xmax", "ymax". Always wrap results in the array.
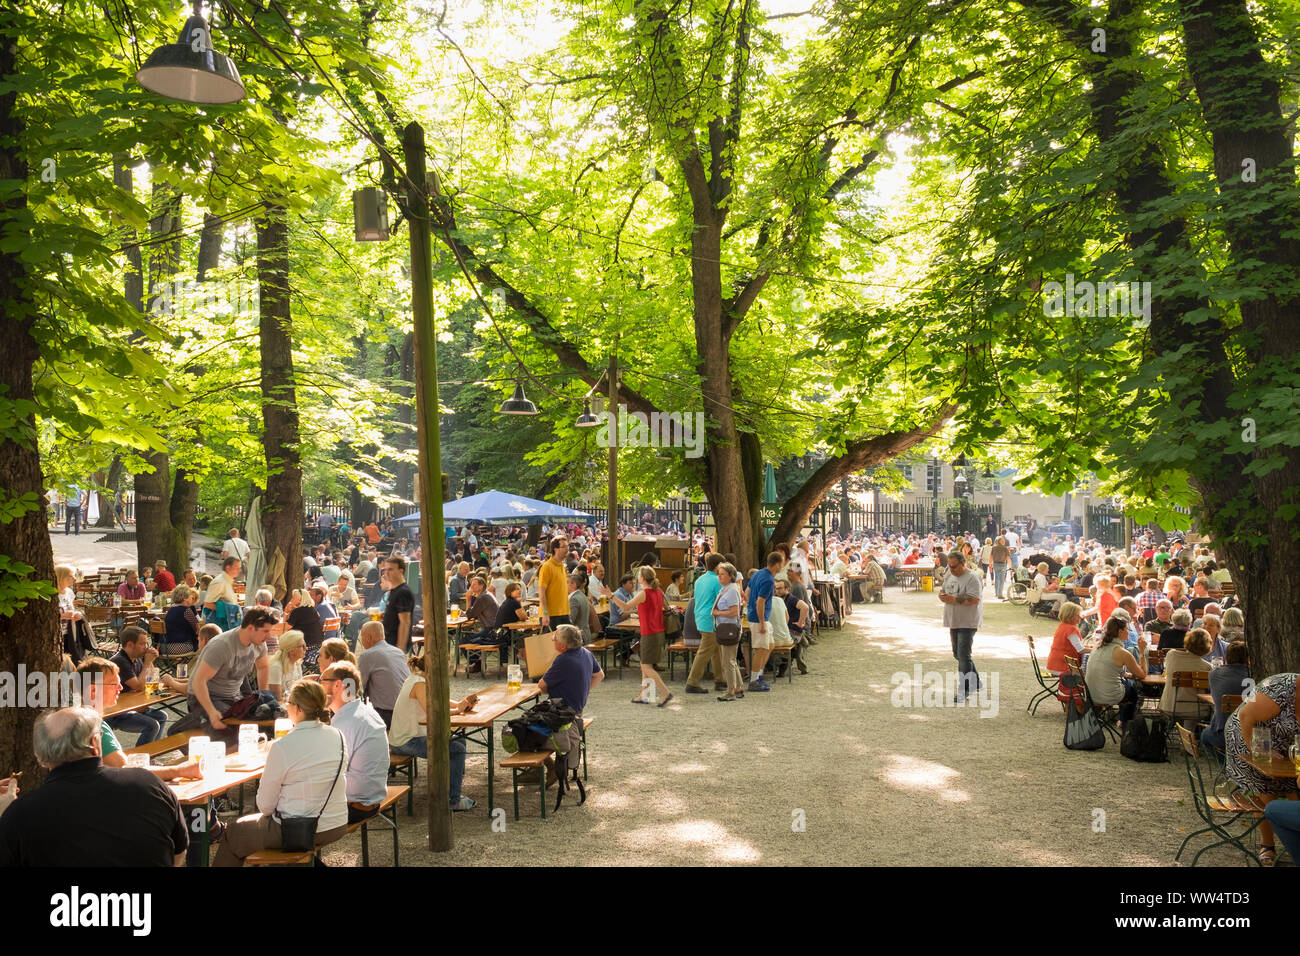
[{"xmin": 1172, "ymin": 723, "xmax": 1266, "ymax": 866}]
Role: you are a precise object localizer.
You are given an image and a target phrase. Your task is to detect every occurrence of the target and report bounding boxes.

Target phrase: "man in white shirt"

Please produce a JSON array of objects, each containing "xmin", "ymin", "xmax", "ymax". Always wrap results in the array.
[
  {"xmin": 322, "ymin": 661, "xmax": 390, "ymax": 823},
  {"xmin": 203, "ymin": 556, "xmax": 242, "ymax": 612},
  {"xmin": 938, "ymin": 550, "xmax": 983, "ymax": 702},
  {"xmin": 220, "ymin": 529, "xmax": 251, "ymax": 565}
]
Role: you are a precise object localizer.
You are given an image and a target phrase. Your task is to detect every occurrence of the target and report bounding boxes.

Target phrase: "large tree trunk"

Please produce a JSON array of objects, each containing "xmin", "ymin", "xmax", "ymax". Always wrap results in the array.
[
  {"xmin": 0, "ymin": 26, "xmax": 61, "ymax": 786},
  {"xmin": 1025, "ymin": 0, "xmax": 1299, "ymax": 674},
  {"xmin": 133, "ymin": 177, "xmax": 183, "ymax": 571},
  {"xmin": 165, "ymin": 211, "xmax": 226, "ymax": 564},
  {"xmin": 1177, "ymin": 0, "xmax": 1300, "ymax": 674},
  {"xmin": 257, "ymin": 203, "xmax": 303, "ymax": 600},
  {"xmin": 693, "ymin": 218, "xmax": 756, "ymax": 565}
]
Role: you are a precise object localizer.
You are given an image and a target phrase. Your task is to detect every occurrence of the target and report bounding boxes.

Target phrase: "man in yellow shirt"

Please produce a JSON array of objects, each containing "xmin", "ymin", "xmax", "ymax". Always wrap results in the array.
[{"xmin": 538, "ymin": 537, "xmax": 571, "ymax": 630}]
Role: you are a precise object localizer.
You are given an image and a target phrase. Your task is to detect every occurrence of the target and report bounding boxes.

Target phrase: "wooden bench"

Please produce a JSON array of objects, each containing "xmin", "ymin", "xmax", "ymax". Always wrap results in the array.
[
  {"xmin": 126, "ymin": 729, "xmax": 201, "ymax": 759},
  {"xmin": 345, "ymin": 784, "xmax": 410, "ymax": 866},
  {"xmin": 666, "ymin": 640, "xmax": 695, "ymax": 681},
  {"xmin": 501, "ymin": 751, "xmax": 551, "ymax": 820},
  {"xmin": 501, "ymin": 716, "xmax": 594, "ymax": 821},
  {"xmin": 767, "ymin": 643, "xmax": 795, "ymax": 684},
  {"xmin": 457, "ymin": 643, "xmax": 506, "ymax": 678},
  {"xmin": 245, "ymin": 848, "xmax": 316, "ymax": 866},
  {"xmin": 587, "ymin": 637, "xmax": 621, "ymax": 678},
  {"xmin": 388, "ymin": 754, "xmax": 417, "ymax": 814}
]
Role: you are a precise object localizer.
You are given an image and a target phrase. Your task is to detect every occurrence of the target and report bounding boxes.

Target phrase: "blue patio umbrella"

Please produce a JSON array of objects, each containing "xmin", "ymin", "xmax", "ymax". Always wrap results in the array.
[{"xmin": 393, "ymin": 490, "xmax": 594, "ymax": 526}]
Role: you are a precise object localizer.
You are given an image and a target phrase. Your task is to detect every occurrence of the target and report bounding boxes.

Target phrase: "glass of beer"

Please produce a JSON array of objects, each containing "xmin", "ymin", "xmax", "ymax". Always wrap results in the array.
[
  {"xmin": 450, "ymin": 606, "xmax": 460, "ymax": 622},
  {"xmin": 274, "ymin": 717, "xmax": 292, "ymax": 740},
  {"xmin": 145, "ymin": 677, "xmax": 159, "ymax": 696},
  {"xmin": 507, "ymin": 664, "xmax": 522, "ymax": 693}
]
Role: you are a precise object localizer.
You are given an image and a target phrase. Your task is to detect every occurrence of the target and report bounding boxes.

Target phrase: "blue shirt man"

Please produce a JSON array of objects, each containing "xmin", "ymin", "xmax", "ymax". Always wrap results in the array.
[
  {"xmin": 746, "ymin": 567, "xmax": 777, "ymax": 624},
  {"xmin": 539, "ymin": 630, "xmax": 604, "ymax": 714}
]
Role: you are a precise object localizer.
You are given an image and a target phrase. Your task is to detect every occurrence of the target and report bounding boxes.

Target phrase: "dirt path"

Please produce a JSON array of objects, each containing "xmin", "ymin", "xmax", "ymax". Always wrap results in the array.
[{"xmin": 319, "ymin": 583, "xmax": 1234, "ymax": 867}]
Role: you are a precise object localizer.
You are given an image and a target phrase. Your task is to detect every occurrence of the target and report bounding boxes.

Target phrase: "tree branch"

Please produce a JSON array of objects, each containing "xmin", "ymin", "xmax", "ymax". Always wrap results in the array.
[{"xmin": 769, "ymin": 406, "xmax": 956, "ymax": 546}]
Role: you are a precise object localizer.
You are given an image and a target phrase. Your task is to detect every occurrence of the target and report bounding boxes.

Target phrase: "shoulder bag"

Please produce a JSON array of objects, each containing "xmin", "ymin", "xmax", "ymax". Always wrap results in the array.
[
  {"xmin": 279, "ymin": 735, "xmax": 345, "ymax": 852},
  {"xmin": 714, "ymin": 586, "xmax": 742, "ymax": 647},
  {"xmin": 1060, "ymin": 674, "xmax": 1105, "ymax": 751}
]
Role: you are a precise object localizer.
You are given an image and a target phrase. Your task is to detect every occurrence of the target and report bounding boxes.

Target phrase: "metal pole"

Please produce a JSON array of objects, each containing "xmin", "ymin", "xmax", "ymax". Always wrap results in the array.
[
  {"xmin": 403, "ymin": 122, "xmax": 452, "ymax": 852},
  {"xmin": 608, "ymin": 351, "xmax": 619, "ymax": 579}
]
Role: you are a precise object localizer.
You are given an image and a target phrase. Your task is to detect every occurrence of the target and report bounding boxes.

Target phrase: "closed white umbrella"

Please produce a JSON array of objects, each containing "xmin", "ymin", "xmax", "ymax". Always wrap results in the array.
[{"xmin": 244, "ymin": 494, "xmax": 266, "ymax": 604}]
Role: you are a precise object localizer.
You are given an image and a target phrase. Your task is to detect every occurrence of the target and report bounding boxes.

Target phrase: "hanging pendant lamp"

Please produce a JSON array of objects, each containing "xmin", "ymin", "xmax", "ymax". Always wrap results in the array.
[
  {"xmin": 497, "ymin": 382, "xmax": 539, "ymax": 415},
  {"xmin": 136, "ymin": 2, "xmax": 246, "ymax": 105}
]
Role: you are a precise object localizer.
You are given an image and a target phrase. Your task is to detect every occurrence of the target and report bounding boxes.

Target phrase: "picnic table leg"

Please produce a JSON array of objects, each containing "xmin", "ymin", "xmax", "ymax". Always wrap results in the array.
[{"xmin": 487, "ymin": 726, "xmax": 495, "ymax": 813}]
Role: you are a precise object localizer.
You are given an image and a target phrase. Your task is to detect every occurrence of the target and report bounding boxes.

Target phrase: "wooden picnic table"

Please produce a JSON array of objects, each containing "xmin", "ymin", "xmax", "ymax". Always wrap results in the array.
[
  {"xmin": 105, "ymin": 688, "xmax": 185, "ymax": 718},
  {"xmin": 165, "ymin": 743, "xmax": 271, "ymax": 865},
  {"xmin": 1239, "ymin": 753, "xmax": 1298, "ymax": 780},
  {"xmin": 421, "ymin": 681, "xmax": 542, "ymax": 809},
  {"xmin": 1140, "ymin": 674, "xmax": 1165, "ymax": 686},
  {"xmin": 1197, "ymin": 692, "xmax": 1214, "ymax": 708}
]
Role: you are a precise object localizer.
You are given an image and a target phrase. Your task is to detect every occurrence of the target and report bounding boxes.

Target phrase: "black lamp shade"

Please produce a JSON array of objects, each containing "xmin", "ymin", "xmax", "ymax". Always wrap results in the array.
[
  {"xmin": 575, "ymin": 399, "xmax": 599, "ymax": 427},
  {"xmin": 136, "ymin": 14, "xmax": 246, "ymax": 105},
  {"xmin": 952, "ymin": 453, "xmax": 968, "ymax": 468},
  {"xmin": 353, "ymin": 187, "xmax": 390, "ymax": 241},
  {"xmin": 498, "ymin": 383, "xmax": 539, "ymax": 415}
]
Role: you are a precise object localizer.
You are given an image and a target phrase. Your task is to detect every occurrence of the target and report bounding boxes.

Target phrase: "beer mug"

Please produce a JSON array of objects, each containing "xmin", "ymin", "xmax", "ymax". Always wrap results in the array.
[
  {"xmin": 126, "ymin": 752, "xmax": 150, "ymax": 769},
  {"xmin": 274, "ymin": 717, "xmax": 292, "ymax": 740},
  {"xmin": 450, "ymin": 606, "xmax": 460, "ymax": 621},
  {"xmin": 206, "ymin": 741, "xmax": 226, "ymax": 774},
  {"xmin": 507, "ymin": 663, "xmax": 522, "ymax": 693},
  {"xmin": 176, "ymin": 662, "xmax": 188, "ymax": 680},
  {"xmin": 238, "ymin": 723, "xmax": 267, "ymax": 757},
  {"xmin": 1250, "ymin": 726, "xmax": 1272, "ymax": 759},
  {"xmin": 1290, "ymin": 735, "xmax": 1300, "ymax": 773},
  {"xmin": 188, "ymin": 735, "xmax": 210, "ymax": 765}
]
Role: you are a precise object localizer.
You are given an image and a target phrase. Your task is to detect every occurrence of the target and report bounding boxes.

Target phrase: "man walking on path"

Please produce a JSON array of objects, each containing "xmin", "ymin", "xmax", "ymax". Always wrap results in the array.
[
  {"xmin": 938, "ymin": 549, "xmax": 983, "ymax": 702},
  {"xmin": 64, "ymin": 484, "xmax": 85, "ymax": 535}
]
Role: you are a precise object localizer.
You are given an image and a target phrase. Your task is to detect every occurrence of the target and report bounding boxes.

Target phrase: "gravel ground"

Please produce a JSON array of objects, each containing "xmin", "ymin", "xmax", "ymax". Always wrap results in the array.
[{"xmin": 313, "ymin": 583, "xmax": 1249, "ymax": 868}]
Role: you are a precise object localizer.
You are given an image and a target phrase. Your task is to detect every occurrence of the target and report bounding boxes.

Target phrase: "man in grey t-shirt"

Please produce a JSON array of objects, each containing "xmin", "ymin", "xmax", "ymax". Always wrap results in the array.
[
  {"xmin": 938, "ymin": 550, "xmax": 983, "ymax": 701},
  {"xmin": 188, "ymin": 607, "xmax": 279, "ymax": 732}
]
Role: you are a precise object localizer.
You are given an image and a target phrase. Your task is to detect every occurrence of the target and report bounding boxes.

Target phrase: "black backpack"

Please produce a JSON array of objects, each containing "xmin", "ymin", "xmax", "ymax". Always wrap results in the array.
[
  {"xmin": 1120, "ymin": 714, "xmax": 1169, "ymax": 762},
  {"xmin": 501, "ymin": 698, "xmax": 579, "ymax": 755}
]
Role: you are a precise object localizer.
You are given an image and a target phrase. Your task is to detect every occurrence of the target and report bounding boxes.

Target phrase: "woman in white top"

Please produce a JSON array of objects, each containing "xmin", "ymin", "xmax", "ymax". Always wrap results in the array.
[
  {"xmin": 388, "ymin": 655, "xmax": 479, "ymax": 811},
  {"xmin": 55, "ymin": 564, "xmax": 96, "ymax": 663},
  {"xmin": 213, "ymin": 682, "xmax": 348, "ymax": 866},
  {"xmin": 712, "ymin": 563, "xmax": 745, "ymax": 701},
  {"xmin": 267, "ymin": 630, "xmax": 306, "ymax": 700}
]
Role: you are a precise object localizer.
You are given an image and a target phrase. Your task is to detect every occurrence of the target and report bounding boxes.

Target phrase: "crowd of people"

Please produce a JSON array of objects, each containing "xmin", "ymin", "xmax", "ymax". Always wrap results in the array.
[
  {"xmin": 1026, "ymin": 531, "xmax": 1297, "ymax": 866},
  {"xmin": 16, "ymin": 511, "xmax": 1296, "ymax": 867}
]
